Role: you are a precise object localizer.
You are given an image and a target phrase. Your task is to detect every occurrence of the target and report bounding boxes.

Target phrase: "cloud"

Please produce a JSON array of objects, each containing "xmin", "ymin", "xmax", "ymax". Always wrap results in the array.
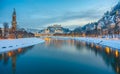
[
  {"xmin": 18, "ymin": 9, "xmax": 103, "ymax": 29},
  {"xmin": 35, "ymin": 19, "xmax": 98, "ymax": 30},
  {"xmin": 0, "ymin": 0, "xmax": 118, "ymax": 30}
]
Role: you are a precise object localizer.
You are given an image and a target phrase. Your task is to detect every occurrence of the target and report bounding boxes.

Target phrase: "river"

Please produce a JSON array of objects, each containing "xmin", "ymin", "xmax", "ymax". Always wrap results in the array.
[{"xmin": 0, "ymin": 38, "xmax": 119, "ymax": 74}]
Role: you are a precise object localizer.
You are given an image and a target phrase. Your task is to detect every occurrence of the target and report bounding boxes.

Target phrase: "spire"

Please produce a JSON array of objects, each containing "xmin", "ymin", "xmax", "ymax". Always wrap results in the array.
[{"xmin": 13, "ymin": 8, "xmax": 16, "ymax": 15}]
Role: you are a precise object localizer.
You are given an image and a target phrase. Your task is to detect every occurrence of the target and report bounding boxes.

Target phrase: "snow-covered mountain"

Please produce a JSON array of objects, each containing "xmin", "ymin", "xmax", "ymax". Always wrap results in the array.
[
  {"xmin": 39, "ymin": 25, "xmax": 71, "ymax": 34},
  {"xmin": 73, "ymin": 1, "xmax": 120, "ymax": 33},
  {"xmin": 63, "ymin": 25, "xmax": 80, "ymax": 31},
  {"xmin": 111, "ymin": 1, "xmax": 120, "ymax": 14}
]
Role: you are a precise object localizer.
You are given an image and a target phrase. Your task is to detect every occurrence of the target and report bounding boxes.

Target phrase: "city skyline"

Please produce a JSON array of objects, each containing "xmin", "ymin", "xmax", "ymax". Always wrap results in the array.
[
  {"xmin": 1, "ymin": 1, "xmax": 120, "ymax": 74},
  {"xmin": 0, "ymin": 0, "xmax": 119, "ymax": 29}
]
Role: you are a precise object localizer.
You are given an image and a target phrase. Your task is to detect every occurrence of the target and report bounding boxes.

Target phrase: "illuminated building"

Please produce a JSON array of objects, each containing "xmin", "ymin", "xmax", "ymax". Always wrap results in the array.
[
  {"xmin": 3, "ymin": 23, "xmax": 9, "ymax": 39},
  {"xmin": 9, "ymin": 8, "xmax": 17, "ymax": 39},
  {"xmin": 11, "ymin": 8, "xmax": 17, "ymax": 33}
]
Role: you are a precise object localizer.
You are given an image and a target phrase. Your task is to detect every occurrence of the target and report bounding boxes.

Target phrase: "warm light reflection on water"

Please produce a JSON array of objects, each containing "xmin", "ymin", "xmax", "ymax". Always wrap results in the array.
[
  {"xmin": 0, "ymin": 46, "xmax": 34, "ymax": 74},
  {"xmin": 0, "ymin": 38, "xmax": 120, "ymax": 74}
]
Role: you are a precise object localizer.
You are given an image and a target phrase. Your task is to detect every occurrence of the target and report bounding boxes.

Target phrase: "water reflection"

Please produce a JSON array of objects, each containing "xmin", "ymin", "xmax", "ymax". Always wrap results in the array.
[
  {"xmin": 1, "ymin": 38, "xmax": 120, "ymax": 74},
  {"xmin": 0, "ymin": 46, "xmax": 34, "ymax": 74},
  {"xmin": 45, "ymin": 38, "xmax": 120, "ymax": 74},
  {"xmin": 45, "ymin": 38, "xmax": 76, "ymax": 48},
  {"xmin": 81, "ymin": 41, "xmax": 120, "ymax": 74}
]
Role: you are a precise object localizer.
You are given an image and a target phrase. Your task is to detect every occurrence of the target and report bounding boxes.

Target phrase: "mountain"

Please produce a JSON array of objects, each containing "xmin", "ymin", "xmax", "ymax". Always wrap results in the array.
[
  {"xmin": 73, "ymin": 1, "xmax": 120, "ymax": 34},
  {"xmin": 63, "ymin": 25, "xmax": 80, "ymax": 30},
  {"xmin": 26, "ymin": 28, "xmax": 40, "ymax": 33},
  {"xmin": 111, "ymin": 1, "xmax": 120, "ymax": 15},
  {"xmin": 39, "ymin": 25, "xmax": 71, "ymax": 34}
]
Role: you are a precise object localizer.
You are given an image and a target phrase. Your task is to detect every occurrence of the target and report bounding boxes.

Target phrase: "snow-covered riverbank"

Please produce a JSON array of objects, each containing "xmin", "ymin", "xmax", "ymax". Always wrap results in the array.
[
  {"xmin": 74, "ymin": 37, "xmax": 120, "ymax": 50},
  {"xmin": 51, "ymin": 36, "xmax": 120, "ymax": 52},
  {"xmin": 0, "ymin": 38, "xmax": 45, "ymax": 53}
]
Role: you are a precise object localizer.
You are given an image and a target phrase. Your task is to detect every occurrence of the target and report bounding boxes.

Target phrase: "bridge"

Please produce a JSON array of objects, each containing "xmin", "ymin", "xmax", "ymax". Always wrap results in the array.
[{"xmin": 34, "ymin": 33, "xmax": 53, "ymax": 37}]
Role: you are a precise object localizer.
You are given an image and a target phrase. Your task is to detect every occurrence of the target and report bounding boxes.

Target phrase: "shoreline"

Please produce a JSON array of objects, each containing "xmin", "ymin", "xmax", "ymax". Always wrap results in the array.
[
  {"xmin": 0, "ymin": 38, "xmax": 45, "ymax": 53},
  {"xmin": 51, "ymin": 36, "xmax": 120, "ymax": 52}
]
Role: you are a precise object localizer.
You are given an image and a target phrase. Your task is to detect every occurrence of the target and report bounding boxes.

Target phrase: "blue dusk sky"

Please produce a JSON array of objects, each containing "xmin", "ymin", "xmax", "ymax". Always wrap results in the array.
[{"xmin": 0, "ymin": 0, "xmax": 119, "ymax": 29}]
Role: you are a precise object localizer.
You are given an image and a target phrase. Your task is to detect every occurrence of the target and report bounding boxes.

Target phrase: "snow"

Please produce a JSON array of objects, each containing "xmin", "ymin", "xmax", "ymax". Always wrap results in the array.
[
  {"xmin": 0, "ymin": 38, "xmax": 45, "ymax": 53},
  {"xmin": 2, "ymin": 36, "xmax": 119, "ymax": 53},
  {"xmin": 75, "ymin": 37, "xmax": 120, "ymax": 50},
  {"xmin": 51, "ymin": 36, "xmax": 120, "ymax": 51},
  {"xmin": 100, "ymin": 40, "xmax": 120, "ymax": 50}
]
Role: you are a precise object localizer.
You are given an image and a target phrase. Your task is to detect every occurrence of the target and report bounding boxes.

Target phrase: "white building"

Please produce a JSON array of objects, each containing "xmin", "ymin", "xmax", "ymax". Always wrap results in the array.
[
  {"xmin": 44, "ymin": 29, "xmax": 50, "ymax": 34},
  {"xmin": 54, "ymin": 29, "xmax": 63, "ymax": 33}
]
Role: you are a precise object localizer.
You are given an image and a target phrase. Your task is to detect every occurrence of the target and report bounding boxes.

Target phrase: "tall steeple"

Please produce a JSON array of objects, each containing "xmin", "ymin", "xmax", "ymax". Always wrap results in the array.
[
  {"xmin": 13, "ymin": 8, "xmax": 16, "ymax": 15},
  {"xmin": 11, "ymin": 8, "xmax": 17, "ymax": 32}
]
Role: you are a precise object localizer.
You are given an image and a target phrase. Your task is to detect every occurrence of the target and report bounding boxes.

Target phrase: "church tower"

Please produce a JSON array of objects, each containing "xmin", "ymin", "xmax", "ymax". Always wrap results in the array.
[{"xmin": 11, "ymin": 8, "xmax": 17, "ymax": 32}]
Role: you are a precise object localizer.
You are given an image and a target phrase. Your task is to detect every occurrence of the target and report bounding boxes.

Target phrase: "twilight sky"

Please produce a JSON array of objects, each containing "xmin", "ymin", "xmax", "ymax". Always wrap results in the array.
[{"xmin": 0, "ymin": 0, "xmax": 119, "ymax": 29}]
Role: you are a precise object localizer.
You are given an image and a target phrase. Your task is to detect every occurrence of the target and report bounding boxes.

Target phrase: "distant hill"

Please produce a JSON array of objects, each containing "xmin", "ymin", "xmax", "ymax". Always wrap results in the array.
[
  {"xmin": 73, "ymin": 1, "xmax": 120, "ymax": 34},
  {"xmin": 38, "ymin": 25, "xmax": 71, "ymax": 34}
]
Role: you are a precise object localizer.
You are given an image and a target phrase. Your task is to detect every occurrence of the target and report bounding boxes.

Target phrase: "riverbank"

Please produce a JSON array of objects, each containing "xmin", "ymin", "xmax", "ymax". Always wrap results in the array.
[
  {"xmin": 0, "ymin": 38, "xmax": 45, "ymax": 53},
  {"xmin": 51, "ymin": 36, "xmax": 120, "ymax": 52},
  {"xmin": 74, "ymin": 37, "xmax": 120, "ymax": 51}
]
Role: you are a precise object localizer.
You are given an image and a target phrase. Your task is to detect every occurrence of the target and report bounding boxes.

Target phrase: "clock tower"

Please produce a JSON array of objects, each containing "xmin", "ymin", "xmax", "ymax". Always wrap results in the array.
[{"xmin": 11, "ymin": 8, "xmax": 17, "ymax": 32}]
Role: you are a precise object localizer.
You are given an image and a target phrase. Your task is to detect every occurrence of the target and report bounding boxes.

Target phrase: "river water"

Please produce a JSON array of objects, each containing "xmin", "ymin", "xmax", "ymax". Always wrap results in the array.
[{"xmin": 0, "ymin": 38, "xmax": 119, "ymax": 74}]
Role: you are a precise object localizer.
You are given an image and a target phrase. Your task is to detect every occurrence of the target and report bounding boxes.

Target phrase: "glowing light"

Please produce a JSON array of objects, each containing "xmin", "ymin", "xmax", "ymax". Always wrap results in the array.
[
  {"xmin": 115, "ymin": 50, "xmax": 119, "ymax": 58},
  {"xmin": 18, "ymin": 48, "xmax": 22, "ymax": 53},
  {"xmin": 82, "ymin": 33, "xmax": 86, "ymax": 37},
  {"xmin": 96, "ymin": 45, "xmax": 99, "ymax": 49},
  {"xmin": 105, "ymin": 47, "xmax": 110, "ymax": 54},
  {"xmin": 8, "ymin": 52, "xmax": 12, "ymax": 57},
  {"xmin": 44, "ymin": 37, "xmax": 51, "ymax": 41}
]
